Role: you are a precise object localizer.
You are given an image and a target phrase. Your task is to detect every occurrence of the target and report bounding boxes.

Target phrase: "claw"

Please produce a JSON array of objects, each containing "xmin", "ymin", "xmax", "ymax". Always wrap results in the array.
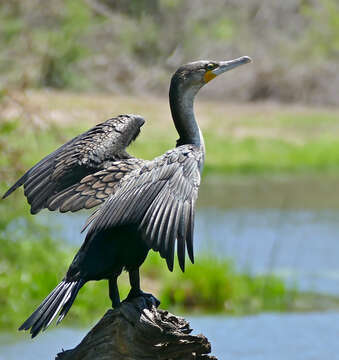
[{"xmin": 124, "ymin": 289, "xmax": 160, "ymax": 308}]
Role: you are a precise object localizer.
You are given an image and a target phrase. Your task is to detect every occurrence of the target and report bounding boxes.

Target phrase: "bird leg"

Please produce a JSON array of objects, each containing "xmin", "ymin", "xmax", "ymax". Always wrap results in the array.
[
  {"xmin": 125, "ymin": 269, "xmax": 160, "ymax": 307},
  {"xmin": 109, "ymin": 275, "xmax": 121, "ymax": 308}
]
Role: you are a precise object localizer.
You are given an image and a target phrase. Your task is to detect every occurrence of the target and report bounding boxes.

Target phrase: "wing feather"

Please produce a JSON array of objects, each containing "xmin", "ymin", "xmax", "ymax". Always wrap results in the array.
[
  {"xmin": 145, "ymin": 189, "xmax": 169, "ymax": 248},
  {"xmin": 85, "ymin": 145, "xmax": 202, "ymax": 271},
  {"xmin": 3, "ymin": 115, "xmax": 145, "ymax": 214},
  {"xmin": 158, "ymin": 193, "xmax": 174, "ymax": 254},
  {"xmin": 69, "ymin": 195, "xmax": 88, "ymax": 213},
  {"xmin": 186, "ymin": 199, "xmax": 196, "ymax": 263},
  {"xmin": 24, "ymin": 168, "xmax": 51, "ymax": 194},
  {"xmin": 152, "ymin": 199, "xmax": 169, "ymax": 251},
  {"xmin": 175, "ymin": 201, "xmax": 185, "ymax": 271},
  {"xmin": 164, "ymin": 200, "xmax": 181, "ymax": 272},
  {"xmin": 159, "ymin": 199, "xmax": 177, "ymax": 257}
]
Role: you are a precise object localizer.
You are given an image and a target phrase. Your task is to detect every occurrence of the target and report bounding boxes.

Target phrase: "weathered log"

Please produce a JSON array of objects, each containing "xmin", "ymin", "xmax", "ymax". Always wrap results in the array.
[{"xmin": 56, "ymin": 296, "xmax": 217, "ymax": 360}]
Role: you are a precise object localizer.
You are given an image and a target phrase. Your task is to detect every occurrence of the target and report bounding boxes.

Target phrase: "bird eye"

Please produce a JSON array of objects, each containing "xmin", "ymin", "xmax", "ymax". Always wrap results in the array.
[{"xmin": 206, "ymin": 63, "xmax": 215, "ymax": 71}]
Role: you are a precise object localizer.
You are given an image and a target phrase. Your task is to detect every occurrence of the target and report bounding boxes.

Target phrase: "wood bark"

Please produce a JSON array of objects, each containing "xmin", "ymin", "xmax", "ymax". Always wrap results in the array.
[{"xmin": 56, "ymin": 296, "xmax": 217, "ymax": 360}]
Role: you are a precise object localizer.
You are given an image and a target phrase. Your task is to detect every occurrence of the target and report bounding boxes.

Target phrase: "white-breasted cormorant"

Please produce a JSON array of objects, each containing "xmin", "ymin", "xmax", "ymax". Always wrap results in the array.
[{"xmin": 3, "ymin": 56, "xmax": 251, "ymax": 337}]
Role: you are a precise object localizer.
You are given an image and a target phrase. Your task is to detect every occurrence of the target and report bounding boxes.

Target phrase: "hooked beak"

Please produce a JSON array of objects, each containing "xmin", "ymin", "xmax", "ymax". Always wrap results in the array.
[
  {"xmin": 204, "ymin": 56, "xmax": 252, "ymax": 83},
  {"xmin": 213, "ymin": 56, "xmax": 252, "ymax": 76}
]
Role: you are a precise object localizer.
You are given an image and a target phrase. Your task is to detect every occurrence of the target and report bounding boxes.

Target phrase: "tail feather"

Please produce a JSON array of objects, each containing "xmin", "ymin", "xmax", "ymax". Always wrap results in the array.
[
  {"xmin": 19, "ymin": 279, "xmax": 84, "ymax": 338},
  {"xmin": 19, "ymin": 282, "xmax": 65, "ymax": 331},
  {"xmin": 57, "ymin": 281, "xmax": 84, "ymax": 324},
  {"xmin": 31, "ymin": 283, "xmax": 73, "ymax": 335}
]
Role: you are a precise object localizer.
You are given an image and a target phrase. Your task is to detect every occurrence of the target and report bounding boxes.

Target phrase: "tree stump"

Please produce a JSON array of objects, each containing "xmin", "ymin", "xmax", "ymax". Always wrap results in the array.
[{"xmin": 56, "ymin": 296, "xmax": 217, "ymax": 360}]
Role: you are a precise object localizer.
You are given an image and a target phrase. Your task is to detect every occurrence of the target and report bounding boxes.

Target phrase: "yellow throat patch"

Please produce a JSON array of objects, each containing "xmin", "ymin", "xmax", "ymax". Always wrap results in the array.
[{"xmin": 204, "ymin": 70, "xmax": 217, "ymax": 83}]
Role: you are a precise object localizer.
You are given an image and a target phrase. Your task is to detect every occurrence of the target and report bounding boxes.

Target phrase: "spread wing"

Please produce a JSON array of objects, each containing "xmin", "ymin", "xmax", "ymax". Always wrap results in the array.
[
  {"xmin": 2, "ymin": 115, "xmax": 145, "ymax": 214},
  {"xmin": 45, "ymin": 158, "xmax": 145, "ymax": 213},
  {"xmin": 84, "ymin": 145, "xmax": 203, "ymax": 272}
]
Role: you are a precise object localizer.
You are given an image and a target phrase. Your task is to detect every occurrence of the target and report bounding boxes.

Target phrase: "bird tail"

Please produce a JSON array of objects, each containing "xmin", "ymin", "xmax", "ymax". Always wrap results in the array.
[{"xmin": 19, "ymin": 279, "xmax": 84, "ymax": 338}]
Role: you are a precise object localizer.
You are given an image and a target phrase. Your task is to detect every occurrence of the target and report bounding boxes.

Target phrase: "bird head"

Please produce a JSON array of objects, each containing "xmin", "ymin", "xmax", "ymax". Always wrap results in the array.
[
  {"xmin": 171, "ymin": 56, "xmax": 252, "ymax": 94},
  {"xmin": 169, "ymin": 56, "xmax": 252, "ymax": 147}
]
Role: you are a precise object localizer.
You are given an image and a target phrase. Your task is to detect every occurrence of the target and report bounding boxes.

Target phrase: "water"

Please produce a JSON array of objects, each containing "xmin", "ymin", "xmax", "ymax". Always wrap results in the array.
[
  {"xmin": 37, "ymin": 174, "xmax": 339, "ymax": 295},
  {"xmin": 195, "ymin": 208, "xmax": 339, "ymax": 294},
  {"xmin": 189, "ymin": 312, "xmax": 339, "ymax": 360},
  {"xmin": 1, "ymin": 312, "xmax": 339, "ymax": 359}
]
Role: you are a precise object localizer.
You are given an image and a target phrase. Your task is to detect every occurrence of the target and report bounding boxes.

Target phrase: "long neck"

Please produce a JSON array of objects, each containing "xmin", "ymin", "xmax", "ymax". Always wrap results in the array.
[{"xmin": 169, "ymin": 78, "xmax": 204, "ymax": 148}]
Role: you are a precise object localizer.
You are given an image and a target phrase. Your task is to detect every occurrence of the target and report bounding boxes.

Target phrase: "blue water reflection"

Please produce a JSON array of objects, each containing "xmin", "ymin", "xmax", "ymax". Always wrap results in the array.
[
  {"xmin": 195, "ymin": 208, "xmax": 339, "ymax": 294},
  {"xmin": 1, "ymin": 312, "xmax": 339, "ymax": 360},
  {"xmin": 38, "ymin": 206, "xmax": 339, "ymax": 295}
]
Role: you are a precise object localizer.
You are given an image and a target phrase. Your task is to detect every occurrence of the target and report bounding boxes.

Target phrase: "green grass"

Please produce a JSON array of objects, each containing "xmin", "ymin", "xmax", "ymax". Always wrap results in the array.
[
  {"xmin": 153, "ymin": 256, "xmax": 295, "ymax": 314},
  {"xmin": 0, "ymin": 201, "xmax": 125, "ymax": 330},
  {"xmin": 2, "ymin": 104, "xmax": 339, "ymax": 180},
  {"xmin": 202, "ymin": 136, "xmax": 339, "ymax": 174},
  {"xmin": 3, "ymin": 90, "xmax": 339, "ymax": 178}
]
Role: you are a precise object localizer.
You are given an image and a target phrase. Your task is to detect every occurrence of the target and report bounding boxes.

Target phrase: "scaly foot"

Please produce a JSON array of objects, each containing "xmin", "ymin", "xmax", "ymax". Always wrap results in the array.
[{"xmin": 124, "ymin": 289, "xmax": 160, "ymax": 308}]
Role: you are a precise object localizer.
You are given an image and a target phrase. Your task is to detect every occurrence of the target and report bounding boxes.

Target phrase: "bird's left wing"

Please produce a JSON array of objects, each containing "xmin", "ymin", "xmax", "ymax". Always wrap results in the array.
[
  {"xmin": 2, "ymin": 115, "xmax": 145, "ymax": 214},
  {"xmin": 45, "ymin": 158, "xmax": 145, "ymax": 213},
  {"xmin": 85, "ymin": 145, "xmax": 203, "ymax": 272}
]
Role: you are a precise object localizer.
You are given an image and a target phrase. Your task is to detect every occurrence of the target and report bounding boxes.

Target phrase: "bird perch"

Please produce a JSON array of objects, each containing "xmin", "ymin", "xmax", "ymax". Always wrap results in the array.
[{"xmin": 55, "ymin": 297, "xmax": 217, "ymax": 360}]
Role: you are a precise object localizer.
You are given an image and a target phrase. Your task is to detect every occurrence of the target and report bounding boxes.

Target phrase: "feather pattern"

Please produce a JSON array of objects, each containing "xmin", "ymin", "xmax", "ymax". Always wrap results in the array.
[
  {"xmin": 3, "ymin": 115, "xmax": 146, "ymax": 214},
  {"xmin": 84, "ymin": 145, "xmax": 202, "ymax": 271},
  {"xmin": 19, "ymin": 279, "xmax": 84, "ymax": 338}
]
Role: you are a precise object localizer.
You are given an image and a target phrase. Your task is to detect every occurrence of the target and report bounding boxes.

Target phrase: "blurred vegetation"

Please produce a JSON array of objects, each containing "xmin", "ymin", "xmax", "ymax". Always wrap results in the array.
[
  {"xmin": 1, "ymin": 91, "xmax": 339, "ymax": 177},
  {"xmin": 0, "ymin": 0, "xmax": 338, "ymax": 104},
  {"xmin": 158, "ymin": 257, "xmax": 294, "ymax": 313}
]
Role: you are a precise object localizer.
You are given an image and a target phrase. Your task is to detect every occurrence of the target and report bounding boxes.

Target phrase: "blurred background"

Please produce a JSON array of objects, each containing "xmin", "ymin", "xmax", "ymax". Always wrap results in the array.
[{"xmin": 1, "ymin": 1, "xmax": 339, "ymax": 359}]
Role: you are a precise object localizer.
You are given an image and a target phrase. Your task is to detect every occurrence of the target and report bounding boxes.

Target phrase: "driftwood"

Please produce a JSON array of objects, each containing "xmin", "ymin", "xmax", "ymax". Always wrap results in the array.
[{"xmin": 56, "ymin": 296, "xmax": 217, "ymax": 360}]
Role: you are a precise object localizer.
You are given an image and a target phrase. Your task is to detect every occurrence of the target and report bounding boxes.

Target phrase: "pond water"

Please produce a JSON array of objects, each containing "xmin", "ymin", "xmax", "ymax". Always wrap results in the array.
[
  {"xmin": 37, "ymin": 174, "xmax": 339, "ymax": 294},
  {"xmin": 1, "ymin": 312, "xmax": 339, "ymax": 360}
]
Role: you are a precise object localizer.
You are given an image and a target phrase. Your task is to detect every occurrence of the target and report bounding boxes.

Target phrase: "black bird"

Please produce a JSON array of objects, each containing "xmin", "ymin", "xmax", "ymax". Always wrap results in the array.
[{"xmin": 3, "ymin": 56, "xmax": 251, "ymax": 337}]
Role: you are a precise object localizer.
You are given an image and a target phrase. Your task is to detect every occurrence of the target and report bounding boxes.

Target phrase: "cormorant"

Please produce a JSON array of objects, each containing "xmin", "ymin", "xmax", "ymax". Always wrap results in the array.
[{"xmin": 3, "ymin": 56, "xmax": 251, "ymax": 337}]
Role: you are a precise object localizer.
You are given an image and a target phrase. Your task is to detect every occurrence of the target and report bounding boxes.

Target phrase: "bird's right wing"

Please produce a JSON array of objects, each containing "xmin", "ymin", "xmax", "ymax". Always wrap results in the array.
[{"xmin": 85, "ymin": 145, "xmax": 203, "ymax": 272}]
